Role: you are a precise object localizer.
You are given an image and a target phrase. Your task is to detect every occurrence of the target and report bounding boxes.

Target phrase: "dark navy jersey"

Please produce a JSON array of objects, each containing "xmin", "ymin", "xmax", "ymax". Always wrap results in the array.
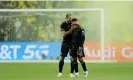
[
  {"xmin": 81, "ymin": 27, "xmax": 85, "ymax": 45},
  {"xmin": 71, "ymin": 26, "xmax": 85, "ymax": 47},
  {"xmin": 60, "ymin": 21, "xmax": 72, "ymax": 43}
]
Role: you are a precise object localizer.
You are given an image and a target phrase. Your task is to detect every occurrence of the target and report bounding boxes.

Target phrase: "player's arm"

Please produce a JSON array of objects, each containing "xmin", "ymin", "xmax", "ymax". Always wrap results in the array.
[
  {"xmin": 61, "ymin": 30, "xmax": 69, "ymax": 37},
  {"xmin": 79, "ymin": 28, "xmax": 85, "ymax": 47},
  {"xmin": 61, "ymin": 27, "xmax": 72, "ymax": 37},
  {"xmin": 63, "ymin": 26, "xmax": 75, "ymax": 37},
  {"xmin": 61, "ymin": 24, "xmax": 75, "ymax": 37},
  {"xmin": 60, "ymin": 24, "xmax": 66, "ymax": 37},
  {"xmin": 77, "ymin": 28, "xmax": 85, "ymax": 57},
  {"xmin": 73, "ymin": 23, "xmax": 85, "ymax": 46}
]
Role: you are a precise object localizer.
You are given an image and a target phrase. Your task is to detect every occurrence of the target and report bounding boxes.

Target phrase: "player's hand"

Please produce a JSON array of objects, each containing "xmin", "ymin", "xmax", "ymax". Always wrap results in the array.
[
  {"xmin": 71, "ymin": 25, "xmax": 76, "ymax": 30},
  {"xmin": 63, "ymin": 25, "xmax": 76, "ymax": 37},
  {"xmin": 76, "ymin": 21, "xmax": 80, "ymax": 25},
  {"xmin": 73, "ymin": 22, "xmax": 80, "ymax": 28},
  {"xmin": 64, "ymin": 26, "xmax": 75, "ymax": 37},
  {"xmin": 63, "ymin": 33, "xmax": 67, "ymax": 37}
]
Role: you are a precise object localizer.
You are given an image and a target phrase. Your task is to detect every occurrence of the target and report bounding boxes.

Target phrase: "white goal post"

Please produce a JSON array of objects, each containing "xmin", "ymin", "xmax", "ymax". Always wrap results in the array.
[{"xmin": 0, "ymin": 8, "xmax": 105, "ymax": 62}]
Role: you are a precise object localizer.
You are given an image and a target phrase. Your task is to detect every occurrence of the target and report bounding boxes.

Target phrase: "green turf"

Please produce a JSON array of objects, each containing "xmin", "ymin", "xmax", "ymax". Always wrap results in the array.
[{"xmin": 0, "ymin": 62, "xmax": 133, "ymax": 80}]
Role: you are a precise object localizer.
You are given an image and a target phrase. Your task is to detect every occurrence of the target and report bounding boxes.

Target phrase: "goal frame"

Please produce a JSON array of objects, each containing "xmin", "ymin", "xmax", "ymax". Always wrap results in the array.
[{"xmin": 0, "ymin": 8, "xmax": 105, "ymax": 62}]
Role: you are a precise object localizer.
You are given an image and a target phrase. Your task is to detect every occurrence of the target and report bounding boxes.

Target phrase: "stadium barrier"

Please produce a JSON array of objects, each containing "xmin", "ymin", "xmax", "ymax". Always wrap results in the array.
[
  {"xmin": 0, "ymin": 42, "xmax": 133, "ymax": 62},
  {"xmin": 84, "ymin": 42, "xmax": 133, "ymax": 62}
]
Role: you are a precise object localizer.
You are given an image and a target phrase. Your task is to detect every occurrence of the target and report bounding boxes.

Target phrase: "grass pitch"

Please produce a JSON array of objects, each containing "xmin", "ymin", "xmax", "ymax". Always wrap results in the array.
[{"xmin": 0, "ymin": 62, "xmax": 133, "ymax": 80}]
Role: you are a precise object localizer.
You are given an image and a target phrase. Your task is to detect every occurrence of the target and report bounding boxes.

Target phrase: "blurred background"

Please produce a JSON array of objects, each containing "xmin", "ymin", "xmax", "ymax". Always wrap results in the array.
[
  {"xmin": 0, "ymin": 1, "xmax": 133, "ymax": 80},
  {"xmin": 0, "ymin": 1, "xmax": 133, "ymax": 42}
]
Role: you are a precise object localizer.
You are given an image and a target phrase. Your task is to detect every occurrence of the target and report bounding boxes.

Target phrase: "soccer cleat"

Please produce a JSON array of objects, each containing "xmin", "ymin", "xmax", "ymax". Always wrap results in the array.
[
  {"xmin": 70, "ymin": 73, "xmax": 75, "ymax": 77},
  {"xmin": 75, "ymin": 72, "xmax": 79, "ymax": 77},
  {"xmin": 57, "ymin": 73, "xmax": 62, "ymax": 77},
  {"xmin": 84, "ymin": 71, "xmax": 88, "ymax": 77}
]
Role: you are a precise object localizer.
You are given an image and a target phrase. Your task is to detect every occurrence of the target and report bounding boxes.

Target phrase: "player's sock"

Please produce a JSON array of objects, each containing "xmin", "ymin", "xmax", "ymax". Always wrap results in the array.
[
  {"xmin": 73, "ymin": 61, "xmax": 79, "ymax": 77},
  {"xmin": 74, "ymin": 62, "xmax": 79, "ymax": 73},
  {"xmin": 70, "ymin": 61, "xmax": 74, "ymax": 73},
  {"xmin": 59, "ymin": 60, "xmax": 64, "ymax": 73},
  {"xmin": 81, "ymin": 61, "xmax": 87, "ymax": 71}
]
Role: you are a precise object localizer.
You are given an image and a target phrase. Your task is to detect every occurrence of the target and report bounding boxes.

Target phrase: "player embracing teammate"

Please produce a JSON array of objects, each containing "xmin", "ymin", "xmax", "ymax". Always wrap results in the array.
[{"xmin": 57, "ymin": 14, "xmax": 88, "ymax": 77}]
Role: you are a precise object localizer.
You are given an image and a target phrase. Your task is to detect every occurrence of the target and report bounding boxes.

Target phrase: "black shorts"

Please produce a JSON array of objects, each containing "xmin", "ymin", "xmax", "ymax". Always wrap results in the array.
[
  {"xmin": 70, "ymin": 45, "xmax": 85, "ymax": 58},
  {"xmin": 77, "ymin": 46, "xmax": 85, "ymax": 58},
  {"xmin": 60, "ymin": 42, "xmax": 71, "ymax": 57}
]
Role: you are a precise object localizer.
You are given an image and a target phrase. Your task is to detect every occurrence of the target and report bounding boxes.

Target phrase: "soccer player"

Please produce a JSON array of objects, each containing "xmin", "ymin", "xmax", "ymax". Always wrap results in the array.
[
  {"xmin": 70, "ymin": 18, "xmax": 88, "ymax": 77},
  {"xmin": 57, "ymin": 14, "xmax": 74, "ymax": 77}
]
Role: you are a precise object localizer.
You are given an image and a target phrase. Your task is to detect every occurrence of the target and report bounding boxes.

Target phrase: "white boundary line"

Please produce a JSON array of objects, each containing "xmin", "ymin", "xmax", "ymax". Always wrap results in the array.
[
  {"xmin": 0, "ymin": 8, "xmax": 105, "ymax": 62},
  {"xmin": 101, "ymin": 9, "xmax": 105, "ymax": 61}
]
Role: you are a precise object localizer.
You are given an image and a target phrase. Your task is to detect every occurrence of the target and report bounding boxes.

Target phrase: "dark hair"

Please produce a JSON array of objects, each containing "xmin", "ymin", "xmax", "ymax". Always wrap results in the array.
[
  {"xmin": 71, "ymin": 18, "xmax": 78, "ymax": 21},
  {"xmin": 66, "ymin": 14, "xmax": 71, "ymax": 18}
]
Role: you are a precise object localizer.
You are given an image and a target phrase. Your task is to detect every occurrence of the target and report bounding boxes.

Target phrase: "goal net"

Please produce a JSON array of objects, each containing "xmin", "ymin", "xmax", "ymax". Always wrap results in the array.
[{"xmin": 0, "ymin": 9, "xmax": 105, "ymax": 62}]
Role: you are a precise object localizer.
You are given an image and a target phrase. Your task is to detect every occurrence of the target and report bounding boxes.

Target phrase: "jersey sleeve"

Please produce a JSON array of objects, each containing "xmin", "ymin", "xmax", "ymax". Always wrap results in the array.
[
  {"xmin": 60, "ymin": 23, "xmax": 64, "ymax": 31},
  {"xmin": 60, "ymin": 22, "xmax": 68, "ymax": 32},
  {"xmin": 79, "ymin": 28, "xmax": 85, "ymax": 46}
]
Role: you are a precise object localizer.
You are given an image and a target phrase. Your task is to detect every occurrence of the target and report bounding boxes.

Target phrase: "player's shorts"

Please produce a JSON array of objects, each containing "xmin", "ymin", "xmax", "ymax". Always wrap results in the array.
[
  {"xmin": 70, "ymin": 45, "xmax": 85, "ymax": 58},
  {"xmin": 77, "ymin": 46, "xmax": 85, "ymax": 58},
  {"xmin": 60, "ymin": 42, "xmax": 71, "ymax": 57}
]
